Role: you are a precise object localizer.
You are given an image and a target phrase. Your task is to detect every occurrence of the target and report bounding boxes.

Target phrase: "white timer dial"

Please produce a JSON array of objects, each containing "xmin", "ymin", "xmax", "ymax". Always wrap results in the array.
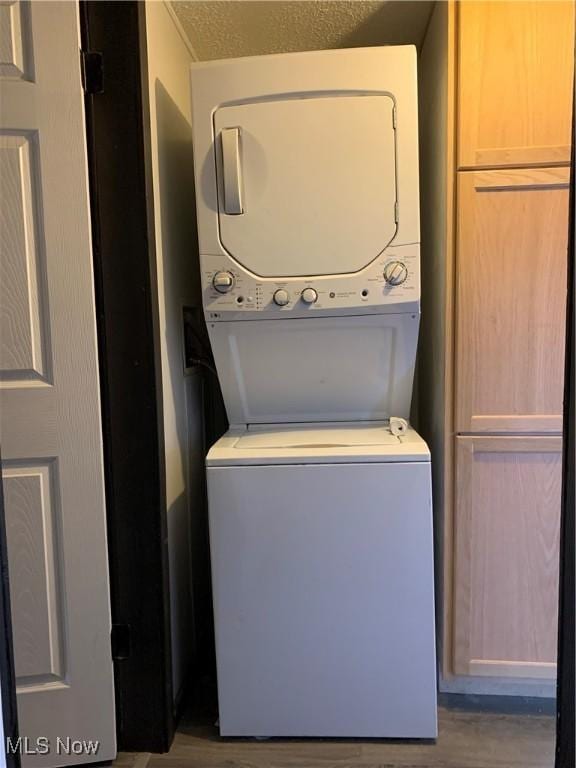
[
  {"xmin": 383, "ymin": 261, "xmax": 408, "ymax": 286},
  {"xmin": 213, "ymin": 271, "xmax": 235, "ymax": 293}
]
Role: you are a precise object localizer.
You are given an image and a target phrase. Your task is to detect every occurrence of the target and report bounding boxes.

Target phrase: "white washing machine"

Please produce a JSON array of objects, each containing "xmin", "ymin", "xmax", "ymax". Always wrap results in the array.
[
  {"xmin": 190, "ymin": 46, "xmax": 437, "ymax": 738},
  {"xmin": 207, "ymin": 424, "xmax": 436, "ymax": 738}
]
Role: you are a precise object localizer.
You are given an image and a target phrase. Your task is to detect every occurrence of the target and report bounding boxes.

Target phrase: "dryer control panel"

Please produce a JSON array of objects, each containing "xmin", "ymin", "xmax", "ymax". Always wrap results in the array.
[{"xmin": 202, "ymin": 243, "xmax": 420, "ymax": 320}]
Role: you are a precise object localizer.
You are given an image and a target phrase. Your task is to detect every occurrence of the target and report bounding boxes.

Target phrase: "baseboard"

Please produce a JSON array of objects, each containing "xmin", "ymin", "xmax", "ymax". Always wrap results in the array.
[
  {"xmin": 439, "ymin": 692, "xmax": 556, "ymax": 716},
  {"xmin": 439, "ymin": 674, "xmax": 556, "ymax": 699}
]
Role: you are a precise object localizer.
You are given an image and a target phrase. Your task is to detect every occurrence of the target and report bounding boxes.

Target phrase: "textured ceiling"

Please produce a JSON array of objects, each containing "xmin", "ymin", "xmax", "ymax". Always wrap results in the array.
[{"xmin": 171, "ymin": 1, "xmax": 435, "ymax": 61}]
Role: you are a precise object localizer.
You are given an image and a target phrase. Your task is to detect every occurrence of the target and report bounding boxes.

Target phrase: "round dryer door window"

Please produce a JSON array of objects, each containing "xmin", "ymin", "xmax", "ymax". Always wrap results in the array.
[{"xmin": 214, "ymin": 95, "xmax": 398, "ymax": 278}]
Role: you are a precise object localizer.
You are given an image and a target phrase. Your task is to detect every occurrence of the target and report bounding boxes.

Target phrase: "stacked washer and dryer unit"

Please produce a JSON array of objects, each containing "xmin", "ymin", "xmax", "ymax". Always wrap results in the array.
[{"xmin": 190, "ymin": 46, "xmax": 437, "ymax": 739}]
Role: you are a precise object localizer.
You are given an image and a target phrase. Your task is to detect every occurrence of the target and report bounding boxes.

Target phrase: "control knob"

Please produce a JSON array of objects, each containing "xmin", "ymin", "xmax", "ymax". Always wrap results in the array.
[
  {"xmin": 301, "ymin": 288, "xmax": 318, "ymax": 304},
  {"xmin": 273, "ymin": 289, "xmax": 290, "ymax": 306},
  {"xmin": 383, "ymin": 261, "xmax": 408, "ymax": 286},
  {"xmin": 212, "ymin": 271, "xmax": 234, "ymax": 293}
]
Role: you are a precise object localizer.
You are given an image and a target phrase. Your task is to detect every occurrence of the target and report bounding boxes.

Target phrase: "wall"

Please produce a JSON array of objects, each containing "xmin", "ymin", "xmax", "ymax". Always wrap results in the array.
[
  {"xmin": 416, "ymin": 0, "xmax": 450, "ymax": 671},
  {"xmin": 144, "ymin": 1, "xmax": 205, "ymax": 704}
]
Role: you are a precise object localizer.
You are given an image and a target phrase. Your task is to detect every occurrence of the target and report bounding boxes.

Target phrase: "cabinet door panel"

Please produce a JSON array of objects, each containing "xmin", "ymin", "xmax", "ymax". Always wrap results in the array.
[
  {"xmin": 458, "ymin": 0, "xmax": 575, "ymax": 169},
  {"xmin": 453, "ymin": 436, "xmax": 561, "ymax": 679},
  {"xmin": 456, "ymin": 168, "xmax": 569, "ymax": 433}
]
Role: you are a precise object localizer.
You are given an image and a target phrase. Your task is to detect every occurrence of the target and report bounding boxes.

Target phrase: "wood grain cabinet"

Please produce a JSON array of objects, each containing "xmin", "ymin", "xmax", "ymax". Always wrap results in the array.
[
  {"xmin": 446, "ymin": 0, "xmax": 573, "ymax": 692},
  {"xmin": 454, "ymin": 436, "xmax": 562, "ymax": 681},
  {"xmin": 417, "ymin": 0, "xmax": 574, "ymax": 694},
  {"xmin": 456, "ymin": 167, "xmax": 569, "ymax": 433},
  {"xmin": 458, "ymin": 1, "xmax": 575, "ymax": 169}
]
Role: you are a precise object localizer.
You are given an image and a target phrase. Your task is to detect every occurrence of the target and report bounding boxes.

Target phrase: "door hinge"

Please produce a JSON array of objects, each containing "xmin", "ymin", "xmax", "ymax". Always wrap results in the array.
[
  {"xmin": 81, "ymin": 50, "xmax": 104, "ymax": 95},
  {"xmin": 394, "ymin": 200, "xmax": 399, "ymax": 222},
  {"xmin": 111, "ymin": 623, "xmax": 131, "ymax": 660},
  {"xmin": 392, "ymin": 104, "xmax": 397, "ymax": 129}
]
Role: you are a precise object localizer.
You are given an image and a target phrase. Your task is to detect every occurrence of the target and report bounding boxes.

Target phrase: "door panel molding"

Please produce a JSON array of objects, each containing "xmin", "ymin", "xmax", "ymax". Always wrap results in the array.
[
  {"xmin": 3, "ymin": 461, "xmax": 65, "ymax": 688},
  {"xmin": 454, "ymin": 436, "xmax": 562, "ymax": 679},
  {"xmin": 471, "ymin": 166, "xmax": 570, "ymax": 191},
  {"xmin": 468, "ymin": 415, "xmax": 563, "ymax": 433},
  {"xmin": 0, "ymin": 0, "xmax": 33, "ymax": 82},
  {"xmin": 457, "ymin": 0, "xmax": 575, "ymax": 169},
  {"xmin": 469, "ymin": 659, "xmax": 557, "ymax": 680},
  {"xmin": 0, "ymin": 132, "xmax": 51, "ymax": 385},
  {"xmin": 471, "ymin": 146, "xmax": 572, "ymax": 170},
  {"xmin": 456, "ymin": 169, "xmax": 569, "ymax": 433}
]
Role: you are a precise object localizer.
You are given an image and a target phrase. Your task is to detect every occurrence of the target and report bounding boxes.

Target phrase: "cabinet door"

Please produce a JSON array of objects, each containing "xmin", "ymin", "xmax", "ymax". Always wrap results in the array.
[
  {"xmin": 458, "ymin": 1, "xmax": 575, "ymax": 169},
  {"xmin": 456, "ymin": 168, "xmax": 569, "ymax": 433},
  {"xmin": 453, "ymin": 436, "xmax": 561, "ymax": 679}
]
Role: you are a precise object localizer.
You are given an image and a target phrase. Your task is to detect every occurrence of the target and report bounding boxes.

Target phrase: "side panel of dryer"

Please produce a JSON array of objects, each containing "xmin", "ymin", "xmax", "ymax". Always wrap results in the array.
[{"xmin": 207, "ymin": 461, "xmax": 437, "ymax": 738}]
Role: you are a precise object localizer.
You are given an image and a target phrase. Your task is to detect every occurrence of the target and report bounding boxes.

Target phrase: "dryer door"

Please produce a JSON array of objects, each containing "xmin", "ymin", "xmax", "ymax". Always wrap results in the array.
[{"xmin": 214, "ymin": 95, "xmax": 397, "ymax": 278}]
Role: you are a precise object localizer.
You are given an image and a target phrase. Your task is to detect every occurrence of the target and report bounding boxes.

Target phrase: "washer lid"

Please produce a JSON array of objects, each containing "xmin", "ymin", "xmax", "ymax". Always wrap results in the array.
[
  {"xmin": 206, "ymin": 425, "xmax": 430, "ymax": 466},
  {"xmin": 236, "ymin": 424, "xmax": 400, "ymax": 449},
  {"xmin": 214, "ymin": 95, "xmax": 397, "ymax": 278}
]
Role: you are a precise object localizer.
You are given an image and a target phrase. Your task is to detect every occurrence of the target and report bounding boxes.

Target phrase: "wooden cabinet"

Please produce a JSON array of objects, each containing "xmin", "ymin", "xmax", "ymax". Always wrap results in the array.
[
  {"xmin": 456, "ymin": 167, "xmax": 569, "ymax": 433},
  {"xmin": 454, "ymin": 436, "xmax": 561, "ymax": 680},
  {"xmin": 458, "ymin": 1, "xmax": 575, "ymax": 169},
  {"xmin": 417, "ymin": 0, "xmax": 573, "ymax": 694}
]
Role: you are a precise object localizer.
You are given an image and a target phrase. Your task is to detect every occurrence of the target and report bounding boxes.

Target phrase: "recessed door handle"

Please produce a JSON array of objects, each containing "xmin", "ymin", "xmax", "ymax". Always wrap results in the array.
[{"xmin": 220, "ymin": 127, "xmax": 244, "ymax": 215}]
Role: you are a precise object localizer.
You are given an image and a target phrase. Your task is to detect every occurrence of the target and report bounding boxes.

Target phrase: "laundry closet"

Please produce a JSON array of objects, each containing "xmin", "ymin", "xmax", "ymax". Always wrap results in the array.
[
  {"xmin": 143, "ymin": 0, "xmax": 574, "ymax": 720},
  {"xmin": 1, "ymin": 3, "xmax": 574, "ymax": 762}
]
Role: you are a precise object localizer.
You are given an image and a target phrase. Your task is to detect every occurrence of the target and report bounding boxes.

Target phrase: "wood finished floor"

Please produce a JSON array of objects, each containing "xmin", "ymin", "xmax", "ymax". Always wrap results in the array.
[{"xmin": 113, "ymin": 705, "xmax": 555, "ymax": 768}]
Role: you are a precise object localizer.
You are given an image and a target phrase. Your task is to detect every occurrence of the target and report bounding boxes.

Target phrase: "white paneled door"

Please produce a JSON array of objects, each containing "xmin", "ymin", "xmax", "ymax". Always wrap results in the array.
[{"xmin": 0, "ymin": 2, "xmax": 115, "ymax": 765}]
